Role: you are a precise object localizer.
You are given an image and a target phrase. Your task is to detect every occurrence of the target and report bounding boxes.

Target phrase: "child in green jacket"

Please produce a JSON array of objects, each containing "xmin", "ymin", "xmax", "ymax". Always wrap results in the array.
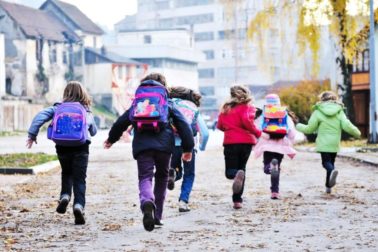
[{"xmin": 296, "ymin": 91, "xmax": 361, "ymax": 193}]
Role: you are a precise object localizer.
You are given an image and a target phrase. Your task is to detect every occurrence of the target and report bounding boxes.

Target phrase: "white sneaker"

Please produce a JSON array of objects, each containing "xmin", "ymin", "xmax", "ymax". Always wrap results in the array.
[
  {"xmin": 178, "ymin": 200, "xmax": 190, "ymax": 212},
  {"xmin": 326, "ymin": 187, "xmax": 332, "ymax": 194},
  {"xmin": 328, "ymin": 170, "xmax": 338, "ymax": 188}
]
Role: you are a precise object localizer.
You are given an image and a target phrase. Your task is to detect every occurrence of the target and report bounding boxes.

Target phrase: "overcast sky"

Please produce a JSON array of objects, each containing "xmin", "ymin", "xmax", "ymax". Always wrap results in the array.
[{"xmin": 9, "ymin": 0, "xmax": 137, "ymax": 29}]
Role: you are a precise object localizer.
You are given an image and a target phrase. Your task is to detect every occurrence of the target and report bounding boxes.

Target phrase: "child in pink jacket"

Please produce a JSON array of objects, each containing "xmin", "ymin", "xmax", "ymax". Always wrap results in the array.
[{"xmin": 254, "ymin": 94, "xmax": 297, "ymax": 199}]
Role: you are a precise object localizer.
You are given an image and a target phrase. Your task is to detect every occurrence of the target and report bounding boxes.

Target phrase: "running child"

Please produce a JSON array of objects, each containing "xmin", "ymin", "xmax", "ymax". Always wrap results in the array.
[
  {"xmin": 103, "ymin": 73, "xmax": 194, "ymax": 231},
  {"xmin": 253, "ymin": 94, "xmax": 297, "ymax": 199},
  {"xmin": 217, "ymin": 85, "xmax": 261, "ymax": 209},
  {"xmin": 296, "ymin": 91, "xmax": 361, "ymax": 193},
  {"xmin": 167, "ymin": 86, "xmax": 209, "ymax": 212},
  {"xmin": 27, "ymin": 81, "xmax": 97, "ymax": 225}
]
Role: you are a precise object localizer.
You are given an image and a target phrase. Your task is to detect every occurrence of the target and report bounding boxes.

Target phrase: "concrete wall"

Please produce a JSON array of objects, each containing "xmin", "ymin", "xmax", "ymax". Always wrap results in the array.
[
  {"xmin": 0, "ymin": 100, "xmax": 43, "ymax": 131},
  {"xmin": 0, "ymin": 34, "xmax": 5, "ymax": 97}
]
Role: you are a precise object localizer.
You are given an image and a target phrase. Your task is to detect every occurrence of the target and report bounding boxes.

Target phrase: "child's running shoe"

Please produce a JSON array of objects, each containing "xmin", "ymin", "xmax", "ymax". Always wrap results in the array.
[
  {"xmin": 325, "ymin": 187, "xmax": 332, "ymax": 194},
  {"xmin": 155, "ymin": 218, "xmax": 164, "ymax": 226},
  {"xmin": 178, "ymin": 200, "xmax": 190, "ymax": 212},
  {"xmin": 73, "ymin": 203, "xmax": 85, "ymax": 225},
  {"xmin": 232, "ymin": 170, "xmax": 245, "ymax": 194},
  {"xmin": 328, "ymin": 170, "xmax": 338, "ymax": 188},
  {"xmin": 233, "ymin": 202, "xmax": 242, "ymax": 209},
  {"xmin": 56, "ymin": 194, "xmax": 70, "ymax": 214},
  {"xmin": 167, "ymin": 168, "xmax": 176, "ymax": 190},
  {"xmin": 270, "ymin": 159, "xmax": 279, "ymax": 178},
  {"xmin": 142, "ymin": 201, "xmax": 155, "ymax": 232},
  {"xmin": 271, "ymin": 192, "xmax": 280, "ymax": 200}
]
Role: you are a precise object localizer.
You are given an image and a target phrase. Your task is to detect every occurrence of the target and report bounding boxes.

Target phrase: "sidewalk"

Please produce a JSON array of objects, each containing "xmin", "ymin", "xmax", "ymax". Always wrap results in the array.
[{"xmin": 296, "ymin": 146, "xmax": 378, "ymax": 167}]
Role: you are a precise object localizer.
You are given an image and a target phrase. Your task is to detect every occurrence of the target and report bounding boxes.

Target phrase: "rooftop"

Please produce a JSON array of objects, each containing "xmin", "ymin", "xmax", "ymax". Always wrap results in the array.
[{"xmin": 0, "ymin": 0, "xmax": 78, "ymax": 42}]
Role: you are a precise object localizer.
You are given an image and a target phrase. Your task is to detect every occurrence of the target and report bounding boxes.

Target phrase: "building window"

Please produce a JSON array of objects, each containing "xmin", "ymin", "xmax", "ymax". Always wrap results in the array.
[
  {"xmin": 194, "ymin": 32, "xmax": 214, "ymax": 41},
  {"xmin": 175, "ymin": 0, "xmax": 214, "ymax": 7},
  {"xmin": 176, "ymin": 13, "xmax": 214, "ymax": 25},
  {"xmin": 144, "ymin": 35, "xmax": 152, "ymax": 44},
  {"xmin": 200, "ymin": 86, "xmax": 215, "ymax": 96},
  {"xmin": 156, "ymin": 0, "xmax": 170, "ymax": 9},
  {"xmin": 203, "ymin": 50, "xmax": 214, "ymax": 60},
  {"xmin": 198, "ymin": 68, "xmax": 214, "ymax": 78}
]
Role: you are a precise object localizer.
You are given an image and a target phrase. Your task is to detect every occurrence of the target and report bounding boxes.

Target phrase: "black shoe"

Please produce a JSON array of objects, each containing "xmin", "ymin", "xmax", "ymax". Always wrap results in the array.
[
  {"xmin": 328, "ymin": 170, "xmax": 338, "ymax": 188},
  {"xmin": 167, "ymin": 168, "xmax": 176, "ymax": 190},
  {"xmin": 155, "ymin": 218, "xmax": 164, "ymax": 226},
  {"xmin": 73, "ymin": 204, "xmax": 85, "ymax": 225},
  {"xmin": 142, "ymin": 201, "xmax": 155, "ymax": 232},
  {"xmin": 56, "ymin": 194, "xmax": 70, "ymax": 214}
]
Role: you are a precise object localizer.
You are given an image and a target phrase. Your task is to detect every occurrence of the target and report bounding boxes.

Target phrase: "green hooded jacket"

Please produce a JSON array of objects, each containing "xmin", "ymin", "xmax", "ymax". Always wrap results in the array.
[{"xmin": 296, "ymin": 101, "xmax": 361, "ymax": 153}]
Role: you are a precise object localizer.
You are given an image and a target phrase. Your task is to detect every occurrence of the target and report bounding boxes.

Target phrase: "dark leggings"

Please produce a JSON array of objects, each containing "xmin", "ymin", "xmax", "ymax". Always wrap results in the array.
[
  {"xmin": 224, "ymin": 144, "xmax": 252, "ymax": 203},
  {"xmin": 320, "ymin": 152, "xmax": 337, "ymax": 187},
  {"xmin": 263, "ymin": 151, "xmax": 284, "ymax": 193}
]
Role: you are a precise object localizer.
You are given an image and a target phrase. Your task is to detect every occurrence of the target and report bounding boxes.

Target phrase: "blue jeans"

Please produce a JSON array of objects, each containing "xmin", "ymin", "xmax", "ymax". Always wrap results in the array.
[
  {"xmin": 320, "ymin": 152, "xmax": 337, "ymax": 187},
  {"xmin": 57, "ymin": 151, "xmax": 89, "ymax": 207},
  {"xmin": 171, "ymin": 147, "xmax": 196, "ymax": 203}
]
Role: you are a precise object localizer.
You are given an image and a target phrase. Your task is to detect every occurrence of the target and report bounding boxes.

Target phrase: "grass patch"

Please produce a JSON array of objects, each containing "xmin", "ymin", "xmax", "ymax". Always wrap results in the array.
[
  {"xmin": 0, "ymin": 131, "xmax": 24, "ymax": 137},
  {"xmin": 0, "ymin": 153, "xmax": 57, "ymax": 168},
  {"xmin": 92, "ymin": 105, "xmax": 116, "ymax": 121}
]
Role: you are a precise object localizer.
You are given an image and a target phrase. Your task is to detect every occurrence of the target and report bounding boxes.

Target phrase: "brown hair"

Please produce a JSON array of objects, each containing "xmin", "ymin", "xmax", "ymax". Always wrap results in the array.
[
  {"xmin": 221, "ymin": 85, "xmax": 252, "ymax": 113},
  {"xmin": 141, "ymin": 72, "xmax": 167, "ymax": 87},
  {"xmin": 169, "ymin": 86, "xmax": 202, "ymax": 107},
  {"xmin": 63, "ymin": 81, "xmax": 92, "ymax": 107}
]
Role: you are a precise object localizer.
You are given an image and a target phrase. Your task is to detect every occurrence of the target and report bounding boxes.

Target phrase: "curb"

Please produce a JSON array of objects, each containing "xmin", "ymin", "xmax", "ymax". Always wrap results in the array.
[
  {"xmin": 0, "ymin": 160, "xmax": 60, "ymax": 175},
  {"xmin": 296, "ymin": 146, "xmax": 378, "ymax": 167},
  {"xmin": 337, "ymin": 154, "xmax": 378, "ymax": 167}
]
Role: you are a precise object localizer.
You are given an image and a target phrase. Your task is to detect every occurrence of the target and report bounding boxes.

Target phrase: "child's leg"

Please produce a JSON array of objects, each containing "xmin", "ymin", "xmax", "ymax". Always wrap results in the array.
[
  {"xmin": 57, "ymin": 153, "xmax": 74, "ymax": 199},
  {"xmin": 224, "ymin": 145, "xmax": 240, "ymax": 180},
  {"xmin": 171, "ymin": 146, "xmax": 183, "ymax": 181},
  {"xmin": 137, "ymin": 151, "xmax": 156, "ymax": 210},
  {"xmin": 153, "ymin": 151, "xmax": 171, "ymax": 221},
  {"xmin": 71, "ymin": 151, "xmax": 89, "ymax": 207},
  {"xmin": 321, "ymin": 152, "xmax": 336, "ymax": 187},
  {"xmin": 263, "ymin": 152, "xmax": 283, "ymax": 193},
  {"xmin": 232, "ymin": 144, "xmax": 252, "ymax": 203},
  {"xmin": 179, "ymin": 149, "xmax": 196, "ymax": 203}
]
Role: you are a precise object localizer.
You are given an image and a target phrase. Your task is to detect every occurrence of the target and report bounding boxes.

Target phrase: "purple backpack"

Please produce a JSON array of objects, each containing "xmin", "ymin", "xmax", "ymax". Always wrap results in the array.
[
  {"xmin": 129, "ymin": 80, "xmax": 169, "ymax": 132},
  {"xmin": 47, "ymin": 102, "xmax": 88, "ymax": 146}
]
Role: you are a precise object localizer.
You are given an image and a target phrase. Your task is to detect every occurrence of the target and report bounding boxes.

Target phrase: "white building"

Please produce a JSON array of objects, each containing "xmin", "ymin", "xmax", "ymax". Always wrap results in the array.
[
  {"xmin": 107, "ymin": 28, "xmax": 204, "ymax": 90},
  {"xmin": 115, "ymin": 0, "xmax": 333, "ymax": 117}
]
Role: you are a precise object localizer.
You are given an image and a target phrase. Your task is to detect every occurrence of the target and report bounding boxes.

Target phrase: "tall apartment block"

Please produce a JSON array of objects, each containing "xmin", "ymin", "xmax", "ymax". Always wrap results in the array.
[{"xmin": 115, "ymin": 0, "xmax": 332, "ymax": 117}]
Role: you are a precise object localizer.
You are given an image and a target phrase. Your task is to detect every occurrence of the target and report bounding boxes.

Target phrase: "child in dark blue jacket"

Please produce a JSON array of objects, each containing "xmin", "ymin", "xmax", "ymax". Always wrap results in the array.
[
  {"xmin": 104, "ymin": 73, "xmax": 194, "ymax": 232},
  {"xmin": 27, "ymin": 81, "xmax": 97, "ymax": 225}
]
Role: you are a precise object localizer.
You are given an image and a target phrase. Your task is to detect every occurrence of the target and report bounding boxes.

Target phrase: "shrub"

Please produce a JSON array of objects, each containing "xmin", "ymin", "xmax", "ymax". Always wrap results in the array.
[{"xmin": 278, "ymin": 80, "xmax": 331, "ymax": 123}]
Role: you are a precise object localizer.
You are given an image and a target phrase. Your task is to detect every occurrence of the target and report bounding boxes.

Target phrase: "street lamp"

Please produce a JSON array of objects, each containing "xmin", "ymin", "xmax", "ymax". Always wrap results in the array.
[{"xmin": 369, "ymin": 0, "xmax": 377, "ymax": 143}]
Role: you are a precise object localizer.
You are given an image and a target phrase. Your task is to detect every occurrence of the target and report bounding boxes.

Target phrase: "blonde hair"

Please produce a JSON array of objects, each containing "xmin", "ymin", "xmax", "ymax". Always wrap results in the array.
[
  {"xmin": 63, "ymin": 81, "xmax": 92, "ymax": 107},
  {"xmin": 141, "ymin": 72, "xmax": 167, "ymax": 87},
  {"xmin": 319, "ymin": 91, "xmax": 338, "ymax": 102},
  {"xmin": 221, "ymin": 85, "xmax": 252, "ymax": 113},
  {"xmin": 169, "ymin": 86, "xmax": 202, "ymax": 107}
]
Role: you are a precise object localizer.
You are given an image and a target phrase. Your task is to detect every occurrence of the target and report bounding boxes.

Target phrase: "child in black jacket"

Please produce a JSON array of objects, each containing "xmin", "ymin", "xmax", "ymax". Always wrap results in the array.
[{"xmin": 104, "ymin": 73, "xmax": 194, "ymax": 232}]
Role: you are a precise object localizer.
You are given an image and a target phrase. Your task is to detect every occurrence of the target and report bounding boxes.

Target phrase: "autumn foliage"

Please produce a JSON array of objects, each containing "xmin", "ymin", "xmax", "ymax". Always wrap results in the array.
[{"xmin": 278, "ymin": 80, "xmax": 331, "ymax": 123}]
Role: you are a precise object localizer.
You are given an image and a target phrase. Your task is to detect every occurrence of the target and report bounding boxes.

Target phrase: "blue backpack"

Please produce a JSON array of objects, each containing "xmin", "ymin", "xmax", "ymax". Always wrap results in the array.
[
  {"xmin": 129, "ymin": 80, "xmax": 169, "ymax": 132},
  {"xmin": 47, "ymin": 102, "xmax": 88, "ymax": 146}
]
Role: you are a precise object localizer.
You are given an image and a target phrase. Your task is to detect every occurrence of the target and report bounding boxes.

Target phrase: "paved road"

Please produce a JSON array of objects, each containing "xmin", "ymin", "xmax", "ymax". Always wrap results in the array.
[{"xmin": 0, "ymin": 131, "xmax": 377, "ymax": 251}]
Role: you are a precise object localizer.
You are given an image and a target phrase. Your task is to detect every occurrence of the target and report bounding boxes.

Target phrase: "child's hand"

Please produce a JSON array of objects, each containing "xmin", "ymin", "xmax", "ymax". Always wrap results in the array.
[
  {"xmin": 103, "ymin": 140, "xmax": 113, "ymax": 149},
  {"xmin": 261, "ymin": 132, "xmax": 270, "ymax": 140},
  {"xmin": 26, "ymin": 138, "xmax": 37, "ymax": 149},
  {"xmin": 182, "ymin": 152, "xmax": 192, "ymax": 162}
]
